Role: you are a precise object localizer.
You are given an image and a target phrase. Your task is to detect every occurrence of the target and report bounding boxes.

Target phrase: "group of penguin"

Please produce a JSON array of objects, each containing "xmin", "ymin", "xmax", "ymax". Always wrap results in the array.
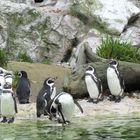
[
  {"xmin": 0, "ymin": 69, "xmax": 31, "ymax": 123},
  {"xmin": 0, "ymin": 59, "xmax": 125, "ymax": 124},
  {"xmin": 0, "ymin": 68, "xmax": 83, "ymax": 124},
  {"xmin": 83, "ymin": 59, "xmax": 125, "ymax": 104},
  {"xmin": 36, "ymin": 77, "xmax": 83, "ymax": 124}
]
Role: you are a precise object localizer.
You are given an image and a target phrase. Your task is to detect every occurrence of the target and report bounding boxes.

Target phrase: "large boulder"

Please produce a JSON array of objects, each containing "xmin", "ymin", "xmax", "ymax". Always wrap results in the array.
[
  {"xmin": 0, "ymin": 0, "xmax": 86, "ymax": 63},
  {"xmin": 120, "ymin": 26, "xmax": 140, "ymax": 47},
  {"xmin": 64, "ymin": 58, "xmax": 140, "ymax": 98},
  {"xmin": 70, "ymin": 0, "xmax": 140, "ymax": 35}
]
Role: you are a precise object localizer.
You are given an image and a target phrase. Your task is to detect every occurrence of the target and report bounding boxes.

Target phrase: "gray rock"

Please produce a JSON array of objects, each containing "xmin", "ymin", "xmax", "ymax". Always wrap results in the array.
[
  {"xmin": 69, "ymin": 29, "xmax": 102, "ymax": 72},
  {"xmin": 70, "ymin": 0, "xmax": 140, "ymax": 35},
  {"xmin": 120, "ymin": 26, "xmax": 140, "ymax": 47},
  {"xmin": 0, "ymin": 0, "xmax": 86, "ymax": 63},
  {"xmin": 64, "ymin": 54, "xmax": 140, "ymax": 98}
]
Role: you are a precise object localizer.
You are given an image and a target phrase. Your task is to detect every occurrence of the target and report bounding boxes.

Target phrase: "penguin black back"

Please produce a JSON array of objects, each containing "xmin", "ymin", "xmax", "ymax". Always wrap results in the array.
[{"xmin": 16, "ymin": 71, "xmax": 30, "ymax": 104}]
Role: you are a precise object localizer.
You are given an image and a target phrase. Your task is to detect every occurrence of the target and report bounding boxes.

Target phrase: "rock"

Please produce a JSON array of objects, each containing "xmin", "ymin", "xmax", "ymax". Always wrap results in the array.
[
  {"xmin": 120, "ymin": 26, "xmax": 140, "ymax": 47},
  {"xmin": 70, "ymin": 0, "xmax": 140, "ymax": 35},
  {"xmin": 0, "ymin": 0, "xmax": 87, "ymax": 63},
  {"xmin": 94, "ymin": 0, "xmax": 140, "ymax": 35},
  {"xmin": 64, "ymin": 53, "xmax": 140, "ymax": 98}
]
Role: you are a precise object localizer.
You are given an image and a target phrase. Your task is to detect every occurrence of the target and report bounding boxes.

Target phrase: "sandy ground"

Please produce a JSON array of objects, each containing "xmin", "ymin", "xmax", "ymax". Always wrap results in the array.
[{"xmin": 16, "ymin": 96, "xmax": 140, "ymax": 121}]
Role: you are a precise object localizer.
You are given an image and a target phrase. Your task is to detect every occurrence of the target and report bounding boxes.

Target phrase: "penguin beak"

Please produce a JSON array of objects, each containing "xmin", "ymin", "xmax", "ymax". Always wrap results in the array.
[{"xmin": 53, "ymin": 77, "xmax": 57, "ymax": 80}]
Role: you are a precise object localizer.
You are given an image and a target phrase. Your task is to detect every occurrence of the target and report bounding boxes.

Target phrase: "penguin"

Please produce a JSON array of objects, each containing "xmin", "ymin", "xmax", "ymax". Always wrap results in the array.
[
  {"xmin": 0, "ymin": 83, "xmax": 18, "ymax": 123},
  {"xmin": 47, "ymin": 92, "xmax": 83, "ymax": 124},
  {"xmin": 107, "ymin": 59, "xmax": 125, "ymax": 102},
  {"xmin": 16, "ymin": 71, "xmax": 30, "ymax": 104},
  {"xmin": 36, "ymin": 77, "xmax": 57, "ymax": 118},
  {"xmin": 82, "ymin": 65, "xmax": 103, "ymax": 104}
]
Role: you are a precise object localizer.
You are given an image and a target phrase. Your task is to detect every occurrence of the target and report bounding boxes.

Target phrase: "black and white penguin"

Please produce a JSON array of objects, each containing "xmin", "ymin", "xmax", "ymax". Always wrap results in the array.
[
  {"xmin": 82, "ymin": 65, "xmax": 103, "ymax": 103},
  {"xmin": 47, "ymin": 92, "xmax": 83, "ymax": 124},
  {"xmin": 16, "ymin": 71, "xmax": 30, "ymax": 104},
  {"xmin": 107, "ymin": 59, "xmax": 125, "ymax": 102},
  {"xmin": 36, "ymin": 77, "xmax": 57, "ymax": 117},
  {"xmin": 0, "ymin": 83, "xmax": 18, "ymax": 123}
]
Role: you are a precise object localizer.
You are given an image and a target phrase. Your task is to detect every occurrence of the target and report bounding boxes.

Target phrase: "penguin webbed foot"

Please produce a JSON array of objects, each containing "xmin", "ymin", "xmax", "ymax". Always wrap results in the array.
[
  {"xmin": 87, "ymin": 98, "xmax": 93, "ymax": 102},
  {"xmin": 92, "ymin": 99, "xmax": 99, "ymax": 104},
  {"xmin": 98, "ymin": 96, "xmax": 104, "ymax": 102},
  {"xmin": 109, "ymin": 95, "xmax": 116, "ymax": 101},
  {"xmin": 8, "ymin": 117, "xmax": 14, "ymax": 123},
  {"xmin": 1, "ymin": 117, "xmax": 7, "ymax": 123},
  {"xmin": 87, "ymin": 98, "xmax": 99, "ymax": 104},
  {"xmin": 115, "ymin": 96, "xmax": 121, "ymax": 103},
  {"xmin": 57, "ymin": 118, "xmax": 70, "ymax": 124}
]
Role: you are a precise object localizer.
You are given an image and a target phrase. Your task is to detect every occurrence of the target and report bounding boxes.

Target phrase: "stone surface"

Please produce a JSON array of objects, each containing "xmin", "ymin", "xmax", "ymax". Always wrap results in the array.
[
  {"xmin": 16, "ymin": 96, "xmax": 140, "ymax": 121},
  {"xmin": 120, "ymin": 26, "xmax": 140, "ymax": 47}
]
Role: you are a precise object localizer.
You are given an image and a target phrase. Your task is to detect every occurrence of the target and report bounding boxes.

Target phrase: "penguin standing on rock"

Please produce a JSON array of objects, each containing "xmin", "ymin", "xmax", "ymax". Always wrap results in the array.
[
  {"xmin": 1, "ymin": 83, "xmax": 17, "ymax": 123},
  {"xmin": 82, "ymin": 65, "xmax": 103, "ymax": 104},
  {"xmin": 16, "ymin": 71, "xmax": 30, "ymax": 104},
  {"xmin": 36, "ymin": 77, "xmax": 57, "ymax": 118},
  {"xmin": 47, "ymin": 92, "xmax": 83, "ymax": 124},
  {"xmin": 107, "ymin": 59, "xmax": 125, "ymax": 102}
]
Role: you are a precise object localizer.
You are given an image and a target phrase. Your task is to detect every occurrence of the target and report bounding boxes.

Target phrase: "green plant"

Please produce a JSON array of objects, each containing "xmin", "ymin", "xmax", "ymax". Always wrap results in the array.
[
  {"xmin": 0, "ymin": 49, "xmax": 8, "ymax": 68},
  {"xmin": 17, "ymin": 52, "xmax": 33, "ymax": 63},
  {"xmin": 96, "ymin": 36, "xmax": 140, "ymax": 63},
  {"xmin": 12, "ymin": 71, "xmax": 19, "ymax": 89}
]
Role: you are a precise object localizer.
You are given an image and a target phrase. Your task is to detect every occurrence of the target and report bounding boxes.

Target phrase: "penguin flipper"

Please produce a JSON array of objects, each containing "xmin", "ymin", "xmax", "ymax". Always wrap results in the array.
[
  {"xmin": 12, "ymin": 94, "xmax": 18, "ymax": 113},
  {"xmin": 74, "ymin": 100, "xmax": 83, "ymax": 113}
]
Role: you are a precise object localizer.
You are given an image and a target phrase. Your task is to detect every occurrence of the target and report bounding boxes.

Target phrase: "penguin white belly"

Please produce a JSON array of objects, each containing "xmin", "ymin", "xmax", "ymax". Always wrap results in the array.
[
  {"xmin": 1, "ymin": 93, "xmax": 15, "ymax": 117},
  {"xmin": 85, "ymin": 75, "xmax": 99, "ymax": 99},
  {"xmin": 51, "ymin": 87, "xmax": 56, "ymax": 99},
  {"xmin": 5, "ymin": 78, "xmax": 12, "ymax": 85},
  {"xmin": 59, "ymin": 94, "xmax": 75, "ymax": 121},
  {"xmin": 107, "ymin": 68, "xmax": 122, "ymax": 96}
]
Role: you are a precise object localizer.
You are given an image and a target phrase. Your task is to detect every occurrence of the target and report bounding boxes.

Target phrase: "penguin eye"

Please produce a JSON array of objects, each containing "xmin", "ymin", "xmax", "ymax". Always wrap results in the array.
[
  {"xmin": 18, "ymin": 72, "xmax": 22, "ymax": 77},
  {"xmin": 48, "ymin": 80, "xmax": 54, "ymax": 84}
]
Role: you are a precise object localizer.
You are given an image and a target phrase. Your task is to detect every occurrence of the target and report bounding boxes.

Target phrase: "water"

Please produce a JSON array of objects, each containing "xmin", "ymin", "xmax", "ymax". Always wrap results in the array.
[{"xmin": 0, "ymin": 115, "xmax": 140, "ymax": 140}]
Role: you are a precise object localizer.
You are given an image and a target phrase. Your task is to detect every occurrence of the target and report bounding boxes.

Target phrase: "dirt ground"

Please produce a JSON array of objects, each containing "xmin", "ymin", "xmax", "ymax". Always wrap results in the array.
[{"xmin": 7, "ymin": 61, "xmax": 71, "ymax": 102}]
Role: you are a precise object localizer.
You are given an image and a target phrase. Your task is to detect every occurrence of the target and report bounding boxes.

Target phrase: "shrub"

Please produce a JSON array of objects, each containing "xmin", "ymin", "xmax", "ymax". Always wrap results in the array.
[
  {"xmin": 12, "ymin": 71, "xmax": 19, "ymax": 89},
  {"xmin": 17, "ymin": 52, "xmax": 33, "ymax": 63},
  {"xmin": 0, "ymin": 49, "xmax": 8, "ymax": 68},
  {"xmin": 96, "ymin": 36, "xmax": 140, "ymax": 63}
]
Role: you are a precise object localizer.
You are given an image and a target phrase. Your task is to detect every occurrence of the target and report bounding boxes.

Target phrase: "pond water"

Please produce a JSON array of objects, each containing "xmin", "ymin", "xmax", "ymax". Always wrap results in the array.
[{"xmin": 0, "ymin": 114, "xmax": 140, "ymax": 140}]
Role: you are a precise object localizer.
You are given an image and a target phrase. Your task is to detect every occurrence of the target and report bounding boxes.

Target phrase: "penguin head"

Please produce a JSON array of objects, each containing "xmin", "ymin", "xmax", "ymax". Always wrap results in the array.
[
  {"xmin": 109, "ymin": 59, "xmax": 118, "ymax": 68},
  {"xmin": 18, "ymin": 71, "xmax": 28, "ymax": 78},
  {"xmin": 44, "ymin": 77, "xmax": 57, "ymax": 88},
  {"xmin": 85, "ymin": 65, "xmax": 96, "ymax": 74}
]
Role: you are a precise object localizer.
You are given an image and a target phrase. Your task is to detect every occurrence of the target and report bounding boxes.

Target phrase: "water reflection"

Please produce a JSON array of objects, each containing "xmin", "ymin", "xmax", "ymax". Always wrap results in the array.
[{"xmin": 0, "ymin": 115, "xmax": 140, "ymax": 140}]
